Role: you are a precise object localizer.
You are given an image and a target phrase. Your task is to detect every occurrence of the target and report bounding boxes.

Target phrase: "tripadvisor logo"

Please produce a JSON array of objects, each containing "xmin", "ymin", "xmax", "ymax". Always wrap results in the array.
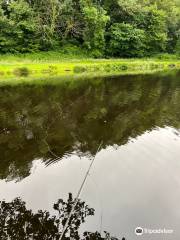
[
  {"xmin": 135, "ymin": 227, "xmax": 144, "ymax": 236},
  {"xmin": 135, "ymin": 227, "xmax": 174, "ymax": 236}
]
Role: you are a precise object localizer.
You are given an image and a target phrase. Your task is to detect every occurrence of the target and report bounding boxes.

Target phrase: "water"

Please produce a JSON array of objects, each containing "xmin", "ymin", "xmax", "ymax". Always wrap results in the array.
[{"xmin": 0, "ymin": 71, "xmax": 180, "ymax": 239}]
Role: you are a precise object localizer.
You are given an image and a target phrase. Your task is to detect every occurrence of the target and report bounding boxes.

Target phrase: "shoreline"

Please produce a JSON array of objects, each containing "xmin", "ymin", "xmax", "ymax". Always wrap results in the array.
[{"xmin": 0, "ymin": 53, "xmax": 180, "ymax": 81}]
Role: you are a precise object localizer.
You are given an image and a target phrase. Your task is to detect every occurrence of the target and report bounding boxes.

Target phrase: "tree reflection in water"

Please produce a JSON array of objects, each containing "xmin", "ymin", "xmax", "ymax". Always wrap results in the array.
[
  {"xmin": 0, "ymin": 193, "xmax": 125, "ymax": 240},
  {"xmin": 0, "ymin": 71, "xmax": 180, "ymax": 182},
  {"xmin": 1, "ymin": 71, "xmax": 178, "ymax": 239},
  {"xmin": 0, "ymin": 72, "xmax": 180, "ymax": 181}
]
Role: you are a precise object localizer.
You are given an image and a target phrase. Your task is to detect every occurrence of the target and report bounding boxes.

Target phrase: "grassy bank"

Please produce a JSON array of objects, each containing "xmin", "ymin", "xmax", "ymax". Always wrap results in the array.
[{"xmin": 0, "ymin": 51, "xmax": 180, "ymax": 80}]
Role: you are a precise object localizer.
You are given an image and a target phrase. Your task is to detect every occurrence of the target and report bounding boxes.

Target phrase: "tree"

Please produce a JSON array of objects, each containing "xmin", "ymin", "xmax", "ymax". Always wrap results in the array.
[
  {"xmin": 0, "ymin": 3, "xmax": 13, "ymax": 53},
  {"xmin": 81, "ymin": 1, "xmax": 110, "ymax": 57},
  {"xmin": 9, "ymin": 0, "xmax": 39, "ymax": 52},
  {"xmin": 140, "ymin": 5, "xmax": 168, "ymax": 54},
  {"xmin": 139, "ymin": 0, "xmax": 180, "ymax": 53},
  {"xmin": 0, "ymin": 0, "xmax": 39, "ymax": 53},
  {"xmin": 108, "ymin": 23, "xmax": 146, "ymax": 57},
  {"xmin": 56, "ymin": 0, "xmax": 84, "ymax": 43},
  {"xmin": 175, "ymin": 32, "xmax": 180, "ymax": 54},
  {"xmin": 28, "ymin": 0, "xmax": 61, "ymax": 50},
  {"xmin": 103, "ymin": 0, "xmax": 140, "ymax": 24}
]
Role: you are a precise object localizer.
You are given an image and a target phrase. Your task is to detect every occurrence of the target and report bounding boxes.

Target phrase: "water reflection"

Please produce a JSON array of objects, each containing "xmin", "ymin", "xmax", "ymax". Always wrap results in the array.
[
  {"xmin": 0, "ymin": 71, "xmax": 180, "ymax": 239},
  {"xmin": 0, "ymin": 193, "xmax": 114, "ymax": 240},
  {"xmin": 0, "ymin": 71, "xmax": 180, "ymax": 181}
]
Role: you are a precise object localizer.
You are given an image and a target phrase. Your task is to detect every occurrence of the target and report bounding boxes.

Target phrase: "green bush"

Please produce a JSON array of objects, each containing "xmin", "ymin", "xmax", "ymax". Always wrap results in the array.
[
  {"xmin": 13, "ymin": 67, "xmax": 30, "ymax": 77},
  {"xmin": 73, "ymin": 66, "xmax": 87, "ymax": 73},
  {"xmin": 108, "ymin": 23, "xmax": 146, "ymax": 57}
]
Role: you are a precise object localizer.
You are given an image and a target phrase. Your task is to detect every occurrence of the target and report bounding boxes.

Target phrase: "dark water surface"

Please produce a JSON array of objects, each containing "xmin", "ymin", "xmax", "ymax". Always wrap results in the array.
[{"xmin": 0, "ymin": 71, "xmax": 180, "ymax": 239}]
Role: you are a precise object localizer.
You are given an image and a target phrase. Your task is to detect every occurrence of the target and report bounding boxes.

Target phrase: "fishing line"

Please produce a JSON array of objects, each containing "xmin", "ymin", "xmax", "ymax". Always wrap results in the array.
[
  {"xmin": 59, "ymin": 141, "xmax": 103, "ymax": 240},
  {"xmin": 78, "ymin": 154, "xmax": 104, "ymax": 235}
]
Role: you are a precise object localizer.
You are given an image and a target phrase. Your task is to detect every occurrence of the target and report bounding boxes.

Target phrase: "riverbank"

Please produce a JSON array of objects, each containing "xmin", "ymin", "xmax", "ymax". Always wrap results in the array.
[{"xmin": 0, "ymin": 51, "xmax": 180, "ymax": 80}]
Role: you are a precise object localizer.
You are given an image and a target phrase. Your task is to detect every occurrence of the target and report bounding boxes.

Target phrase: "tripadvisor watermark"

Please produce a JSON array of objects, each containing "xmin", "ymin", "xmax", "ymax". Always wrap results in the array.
[{"xmin": 135, "ymin": 227, "xmax": 174, "ymax": 236}]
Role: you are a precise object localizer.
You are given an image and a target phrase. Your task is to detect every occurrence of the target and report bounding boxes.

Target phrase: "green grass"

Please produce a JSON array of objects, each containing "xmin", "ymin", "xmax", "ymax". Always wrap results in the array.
[{"xmin": 0, "ymin": 51, "xmax": 179, "ymax": 81}]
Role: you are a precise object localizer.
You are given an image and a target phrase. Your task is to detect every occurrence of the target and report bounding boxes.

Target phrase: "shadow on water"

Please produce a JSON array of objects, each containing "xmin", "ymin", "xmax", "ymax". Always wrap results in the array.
[
  {"xmin": 0, "ymin": 193, "xmax": 125, "ymax": 240},
  {"xmin": 0, "ymin": 70, "xmax": 180, "ymax": 181}
]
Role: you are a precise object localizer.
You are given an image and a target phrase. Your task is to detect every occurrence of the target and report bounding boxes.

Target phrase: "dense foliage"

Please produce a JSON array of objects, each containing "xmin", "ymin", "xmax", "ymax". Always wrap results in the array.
[{"xmin": 0, "ymin": 0, "xmax": 179, "ymax": 57}]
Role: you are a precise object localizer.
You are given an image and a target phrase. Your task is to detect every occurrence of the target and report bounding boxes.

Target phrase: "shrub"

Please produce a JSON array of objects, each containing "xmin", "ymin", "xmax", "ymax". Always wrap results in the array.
[
  {"xmin": 74, "ymin": 66, "xmax": 87, "ymax": 73},
  {"xmin": 108, "ymin": 23, "xmax": 146, "ymax": 58},
  {"xmin": 13, "ymin": 67, "xmax": 30, "ymax": 77}
]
